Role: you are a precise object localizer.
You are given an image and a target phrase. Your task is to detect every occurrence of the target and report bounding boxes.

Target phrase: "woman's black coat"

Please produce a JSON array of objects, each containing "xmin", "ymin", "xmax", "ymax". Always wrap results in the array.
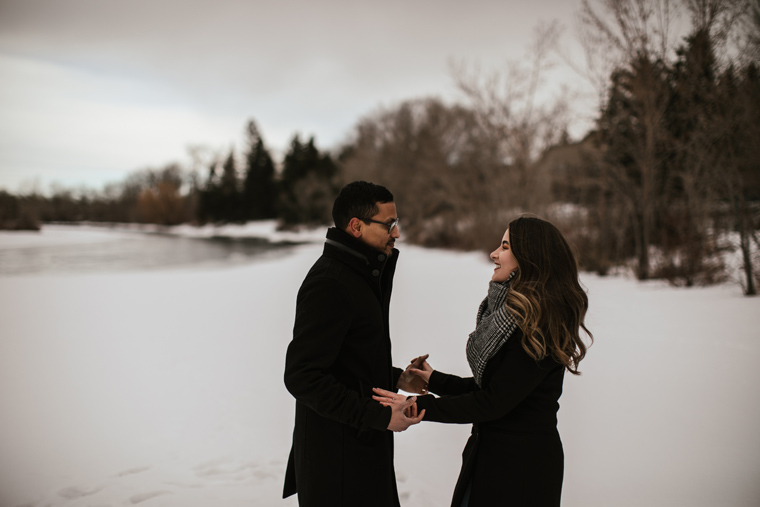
[
  {"xmin": 283, "ymin": 228, "xmax": 402, "ymax": 507},
  {"xmin": 416, "ymin": 330, "xmax": 565, "ymax": 507}
]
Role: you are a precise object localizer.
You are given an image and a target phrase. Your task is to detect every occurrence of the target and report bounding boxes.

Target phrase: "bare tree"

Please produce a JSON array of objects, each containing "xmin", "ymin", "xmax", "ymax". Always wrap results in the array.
[
  {"xmin": 135, "ymin": 164, "xmax": 189, "ymax": 226},
  {"xmin": 576, "ymin": 0, "xmax": 682, "ymax": 105},
  {"xmin": 741, "ymin": 0, "xmax": 760, "ymax": 63},
  {"xmin": 577, "ymin": 1, "xmax": 701, "ymax": 280},
  {"xmin": 450, "ymin": 21, "xmax": 573, "ymax": 215},
  {"xmin": 340, "ymin": 98, "xmax": 510, "ymax": 250},
  {"xmin": 591, "ymin": 52, "xmax": 673, "ymax": 280},
  {"xmin": 714, "ymin": 63, "xmax": 760, "ymax": 295},
  {"xmin": 681, "ymin": 0, "xmax": 756, "ymax": 64}
]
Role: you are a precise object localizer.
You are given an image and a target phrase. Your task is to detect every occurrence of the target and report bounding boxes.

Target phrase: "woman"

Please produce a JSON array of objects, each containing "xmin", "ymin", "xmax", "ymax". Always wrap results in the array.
[{"xmin": 374, "ymin": 215, "xmax": 592, "ymax": 507}]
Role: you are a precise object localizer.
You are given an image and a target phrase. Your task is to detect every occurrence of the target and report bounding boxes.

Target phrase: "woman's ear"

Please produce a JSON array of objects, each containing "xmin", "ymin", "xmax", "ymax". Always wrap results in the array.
[{"xmin": 347, "ymin": 217, "xmax": 363, "ymax": 238}]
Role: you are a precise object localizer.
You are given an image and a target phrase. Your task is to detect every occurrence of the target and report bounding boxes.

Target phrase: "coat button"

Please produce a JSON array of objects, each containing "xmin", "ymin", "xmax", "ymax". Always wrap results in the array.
[
  {"xmin": 372, "ymin": 269, "xmax": 380, "ymax": 277},
  {"xmin": 377, "ymin": 254, "xmax": 385, "ymax": 261}
]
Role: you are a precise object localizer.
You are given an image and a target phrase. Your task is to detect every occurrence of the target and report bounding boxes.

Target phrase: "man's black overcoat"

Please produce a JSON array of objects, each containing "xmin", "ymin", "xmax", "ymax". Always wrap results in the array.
[{"xmin": 283, "ymin": 227, "xmax": 402, "ymax": 507}]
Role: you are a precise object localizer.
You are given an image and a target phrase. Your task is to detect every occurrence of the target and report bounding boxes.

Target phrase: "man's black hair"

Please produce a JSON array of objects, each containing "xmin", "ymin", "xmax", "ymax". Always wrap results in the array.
[{"xmin": 332, "ymin": 181, "xmax": 394, "ymax": 230}]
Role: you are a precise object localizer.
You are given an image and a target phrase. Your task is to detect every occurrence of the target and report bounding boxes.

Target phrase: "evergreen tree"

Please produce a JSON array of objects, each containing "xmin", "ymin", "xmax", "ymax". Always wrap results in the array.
[
  {"xmin": 660, "ymin": 28, "xmax": 724, "ymax": 285},
  {"xmin": 242, "ymin": 120, "xmax": 278, "ymax": 220},
  {"xmin": 197, "ymin": 159, "xmax": 220, "ymax": 223},
  {"xmin": 714, "ymin": 63, "xmax": 760, "ymax": 294},
  {"xmin": 196, "ymin": 150, "xmax": 240, "ymax": 223},
  {"xmin": 278, "ymin": 134, "xmax": 338, "ymax": 225},
  {"xmin": 597, "ymin": 54, "xmax": 672, "ymax": 280},
  {"xmin": 219, "ymin": 148, "xmax": 241, "ymax": 222},
  {"xmin": 280, "ymin": 136, "xmax": 320, "ymax": 189}
]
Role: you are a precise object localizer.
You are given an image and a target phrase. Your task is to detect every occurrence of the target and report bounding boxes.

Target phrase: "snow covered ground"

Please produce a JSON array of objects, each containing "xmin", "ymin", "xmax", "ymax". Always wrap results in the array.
[{"xmin": 0, "ymin": 224, "xmax": 758, "ymax": 507}]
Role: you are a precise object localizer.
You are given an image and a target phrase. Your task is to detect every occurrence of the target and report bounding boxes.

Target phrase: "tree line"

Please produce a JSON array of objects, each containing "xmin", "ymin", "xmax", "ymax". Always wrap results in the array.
[
  {"xmin": 0, "ymin": 119, "xmax": 340, "ymax": 231},
  {"xmin": 340, "ymin": 0, "xmax": 760, "ymax": 294},
  {"xmin": 572, "ymin": 0, "xmax": 760, "ymax": 294},
  {"xmin": 1, "ymin": 0, "xmax": 758, "ymax": 295}
]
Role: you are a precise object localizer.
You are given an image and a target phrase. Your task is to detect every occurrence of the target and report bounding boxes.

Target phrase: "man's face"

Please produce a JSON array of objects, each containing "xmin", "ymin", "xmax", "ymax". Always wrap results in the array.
[{"xmin": 358, "ymin": 202, "xmax": 400, "ymax": 255}]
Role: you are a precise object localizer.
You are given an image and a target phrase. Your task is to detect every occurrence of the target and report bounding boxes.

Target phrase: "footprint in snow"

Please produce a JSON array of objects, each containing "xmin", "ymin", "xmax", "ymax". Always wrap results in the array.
[
  {"xmin": 116, "ymin": 466, "xmax": 151, "ymax": 477},
  {"xmin": 129, "ymin": 490, "xmax": 172, "ymax": 504},
  {"xmin": 194, "ymin": 458, "xmax": 280, "ymax": 483},
  {"xmin": 58, "ymin": 485, "xmax": 103, "ymax": 500}
]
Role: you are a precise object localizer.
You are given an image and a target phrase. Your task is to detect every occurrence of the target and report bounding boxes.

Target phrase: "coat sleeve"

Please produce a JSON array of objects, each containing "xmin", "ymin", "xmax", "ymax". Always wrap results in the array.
[
  {"xmin": 391, "ymin": 367, "xmax": 403, "ymax": 391},
  {"xmin": 427, "ymin": 370, "xmax": 478, "ymax": 396},
  {"xmin": 415, "ymin": 336, "xmax": 556, "ymax": 424},
  {"xmin": 284, "ymin": 275, "xmax": 391, "ymax": 432}
]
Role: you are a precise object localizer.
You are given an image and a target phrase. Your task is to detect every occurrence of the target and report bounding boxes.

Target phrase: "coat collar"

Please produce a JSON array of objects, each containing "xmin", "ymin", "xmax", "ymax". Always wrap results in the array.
[{"xmin": 323, "ymin": 227, "xmax": 398, "ymax": 274}]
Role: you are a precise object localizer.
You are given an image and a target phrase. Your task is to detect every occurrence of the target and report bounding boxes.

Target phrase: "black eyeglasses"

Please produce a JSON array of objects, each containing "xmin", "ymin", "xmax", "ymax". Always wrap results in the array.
[{"xmin": 360, "ymin": 217, "xmax": 400, "ymax": 234}]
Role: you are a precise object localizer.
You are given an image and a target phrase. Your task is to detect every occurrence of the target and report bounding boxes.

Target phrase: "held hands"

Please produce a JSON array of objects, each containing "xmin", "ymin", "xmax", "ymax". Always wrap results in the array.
[
  {"xmin": 379, "ymin": 353, "xmax": 434, "ymax": 432},
  {"xmin": 407, "ymin": 354, "xmax": 433, "ymax": 384},
  {"xmin": 396, "ymin": 354, "xmax": 431, "ymax": 394},
  {"xmin": 372, "ymin": 388, "xmax": 425, "ymax": 432}
]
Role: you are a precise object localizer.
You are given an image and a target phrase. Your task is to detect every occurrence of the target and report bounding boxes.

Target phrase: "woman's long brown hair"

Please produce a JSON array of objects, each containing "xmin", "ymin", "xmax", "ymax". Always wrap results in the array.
[{"xmin": 505, "ymin": 215, "xmax": 592, "ymax": 374}]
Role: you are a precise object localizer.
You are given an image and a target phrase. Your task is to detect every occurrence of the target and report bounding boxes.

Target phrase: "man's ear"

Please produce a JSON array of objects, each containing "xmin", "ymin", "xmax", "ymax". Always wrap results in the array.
[{"xmin": 346, "ymin": 218, "xmax": 363, "ymax": 238}]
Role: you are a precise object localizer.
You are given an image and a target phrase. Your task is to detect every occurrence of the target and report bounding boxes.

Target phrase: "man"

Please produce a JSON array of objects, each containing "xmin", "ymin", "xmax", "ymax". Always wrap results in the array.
[{"xmin": 283, "ymin": 181, "xmax": 426, "ymax": 506}]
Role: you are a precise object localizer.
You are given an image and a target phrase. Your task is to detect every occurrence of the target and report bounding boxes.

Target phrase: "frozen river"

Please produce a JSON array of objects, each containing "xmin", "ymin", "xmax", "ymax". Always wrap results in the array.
[{"xmin": 0, "ymin": 224, "xmax": 303, "ymax": 276}]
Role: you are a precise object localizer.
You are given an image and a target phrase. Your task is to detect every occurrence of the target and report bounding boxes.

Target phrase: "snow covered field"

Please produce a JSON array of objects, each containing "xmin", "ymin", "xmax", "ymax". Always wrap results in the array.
[{"xmin": 1, "ymin": 224, "xmax": 758, "ymax": 507}]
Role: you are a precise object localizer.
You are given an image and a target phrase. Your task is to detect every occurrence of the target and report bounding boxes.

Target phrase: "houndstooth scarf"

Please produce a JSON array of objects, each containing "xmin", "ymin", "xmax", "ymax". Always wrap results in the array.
[{"xmin": 466, "ymin": 273, "xmax": 519, "ymax": 387}]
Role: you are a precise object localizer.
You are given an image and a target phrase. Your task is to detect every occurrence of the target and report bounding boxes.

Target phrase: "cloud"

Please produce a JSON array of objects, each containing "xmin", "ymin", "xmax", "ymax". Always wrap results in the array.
[
  {"xmin": 0, "ymin": 0, "xmax": 588, "ymax": 190},
  {"xmin": 0, "ymin": 55, "xmax": 242, "ymax": 189}
]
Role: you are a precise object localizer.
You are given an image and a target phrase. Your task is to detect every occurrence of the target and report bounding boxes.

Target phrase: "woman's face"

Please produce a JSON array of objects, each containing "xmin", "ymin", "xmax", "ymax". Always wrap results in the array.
[{"xmin": 490, "ymin": 228, "xmax": 519, "ymax": 282}]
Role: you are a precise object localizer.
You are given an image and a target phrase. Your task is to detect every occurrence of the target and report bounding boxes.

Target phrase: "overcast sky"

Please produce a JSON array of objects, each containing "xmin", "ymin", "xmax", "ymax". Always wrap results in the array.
[{"xmin": 0, "ymin": 0, "xmax": 595, "ymax": 192}]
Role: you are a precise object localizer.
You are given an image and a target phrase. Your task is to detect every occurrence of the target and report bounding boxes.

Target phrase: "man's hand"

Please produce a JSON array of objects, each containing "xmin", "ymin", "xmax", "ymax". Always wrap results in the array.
[
  {"xmin": 407, "ymin": 354, "xmax": 433, "ymax": 384},
  {"xmin": 372, "ymin": 388, "xmax": 426, "ymax": 432},
  {"xmin": 396, "ymin": 354, "xmax": 430, "ymax": 394}
]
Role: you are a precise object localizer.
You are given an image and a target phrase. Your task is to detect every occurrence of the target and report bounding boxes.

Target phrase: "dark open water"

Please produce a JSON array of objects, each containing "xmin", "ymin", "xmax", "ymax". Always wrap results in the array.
[{"xmin": 0, "ymin": 228, "xmax": 303, "ymax": 276}]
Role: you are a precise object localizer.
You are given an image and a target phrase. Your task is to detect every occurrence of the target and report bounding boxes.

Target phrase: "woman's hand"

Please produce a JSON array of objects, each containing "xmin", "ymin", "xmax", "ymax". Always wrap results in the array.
[
  {"xmin": 372, "ymin": 388, "xmax": 426, "ymax": 432},
  {"xmin": 396, "ymin": 354, "xmax": 430, "ymax": 394},
  {"xmin": 407, "ymin": 355, "xmax": 433, "ymax": 384}
]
